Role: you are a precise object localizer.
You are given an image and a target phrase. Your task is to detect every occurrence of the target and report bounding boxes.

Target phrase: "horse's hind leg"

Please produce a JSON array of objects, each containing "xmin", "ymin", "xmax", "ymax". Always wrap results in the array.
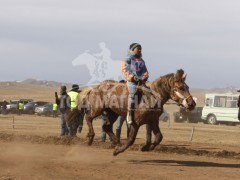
[
  {"xmin": 85, "ymin": 115, "xmax": 95, "ymax": 145},
  {"xmin": 102, "ymin": 110, "xmax": 119, "ymax": 145},
  {"xmin": 113, "ymin": 123, "xmax": 139, "ymax": 156}
]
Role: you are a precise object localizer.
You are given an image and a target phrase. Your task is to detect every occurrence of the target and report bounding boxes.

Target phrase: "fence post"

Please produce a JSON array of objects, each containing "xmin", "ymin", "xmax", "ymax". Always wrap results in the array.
[
  {"xmin": 190, "ymin": 126, "xmax": 195, "ymax": 141},
  {"xmin": 168, "ymin": 118, "xmax": 171, "ymax": 128},
  {"xmin": 12, "ymin": 116, "xmax": 15, "ymax": 129}
]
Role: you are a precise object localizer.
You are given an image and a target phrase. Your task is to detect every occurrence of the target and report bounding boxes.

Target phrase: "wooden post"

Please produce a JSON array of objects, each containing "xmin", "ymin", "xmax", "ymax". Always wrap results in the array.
[
  {"xmin": 12, "ymin": 116, "xmax": 15, "ymax": 129},
  {"xmin": 168, "ymin": 117, "xmax": 171, "ymax": 128},
  {"xmin": 190, "ymin": 126, "xmax": 195, "ymax": 141}
]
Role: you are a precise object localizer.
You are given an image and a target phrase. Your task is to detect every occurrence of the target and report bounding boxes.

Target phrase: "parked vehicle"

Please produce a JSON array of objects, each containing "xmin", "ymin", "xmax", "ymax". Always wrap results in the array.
[
  {"xmin": 35, "ymin": 103, "xmax": 53, "ymax": 116},
  {"xmin": 6, "ymin": 99, "xmax": 33, "ymax": 114},
  {"xmin": 201, "ymin": 93, "xmax": 240, "ymax": 125},
  {"xmin": 159, "ymin": 110, "xmax": 170, "ymax": 122},
  {"xmin": 23, "ymin": 101, "xmax": 49, "ymax": 114},
  {"xmin": 173, "ymin": 107, "xmax": 203, "ymax": 123}
]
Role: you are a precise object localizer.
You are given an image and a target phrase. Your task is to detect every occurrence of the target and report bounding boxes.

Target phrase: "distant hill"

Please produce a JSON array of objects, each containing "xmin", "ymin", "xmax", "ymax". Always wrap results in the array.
[
  {"xmin": 21, "ymin": 79, "xmax": 71, "ymax": 87},
  {"xmin": 0, "ymin": 79, "xmax": 72, "ymax": 88},
  {"xmin": 0, "ymin": 79, "xmax": 239, "ymax": 94}
]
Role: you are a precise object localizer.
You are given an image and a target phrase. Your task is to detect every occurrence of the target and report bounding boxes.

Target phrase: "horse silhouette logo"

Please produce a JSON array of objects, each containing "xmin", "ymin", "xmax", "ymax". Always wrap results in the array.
[{"xmin": 72, "ymin": 42, "xmax": 123, "ymax": 84}]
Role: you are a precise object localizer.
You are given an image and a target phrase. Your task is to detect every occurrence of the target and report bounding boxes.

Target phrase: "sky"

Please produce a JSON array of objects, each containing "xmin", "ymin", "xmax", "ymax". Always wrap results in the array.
[{"xmin": 1, "ymin": 0, "xmax": 240, "ymax": 89}]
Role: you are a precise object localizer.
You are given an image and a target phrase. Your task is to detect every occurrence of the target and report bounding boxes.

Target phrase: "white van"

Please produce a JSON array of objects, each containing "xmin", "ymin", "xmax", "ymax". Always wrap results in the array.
[{"xmin": 201, "ymin": 93, "xmax": 240, "ymax": 125}]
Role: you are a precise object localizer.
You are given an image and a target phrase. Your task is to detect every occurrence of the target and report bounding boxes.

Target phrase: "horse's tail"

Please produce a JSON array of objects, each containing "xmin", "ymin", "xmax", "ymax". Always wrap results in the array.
[
  {"xmin": 67, "ymin": 108, "xmax": 83, "ymax": 125},
  {"xmin": 67, "ymin": 87, "xmax": 93, "ymax": 125},
  {"xmin": 78, "ymin": 86, "xmax": 94, "ymax": 108}
]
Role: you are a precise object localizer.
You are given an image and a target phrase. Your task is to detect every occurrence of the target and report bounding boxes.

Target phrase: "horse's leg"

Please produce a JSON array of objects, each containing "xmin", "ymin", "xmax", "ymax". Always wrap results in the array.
[
  {"xmin": 113, "ymin": 123, "xmax": 139, "ymax": 156},
  {"xmin": 85, "ymin": 115, "xmax": 95, "ymax": 145},
  {"xmin": 102, "ymin": 110, "xmax": 119, "ymax": 146},
  {"xmin": 141, "ymin": 123, "xmax": 152, "ymax": 151},
  {"xmin": 149, "ymin": 120, "xmax": 163, "ymax": 151}
]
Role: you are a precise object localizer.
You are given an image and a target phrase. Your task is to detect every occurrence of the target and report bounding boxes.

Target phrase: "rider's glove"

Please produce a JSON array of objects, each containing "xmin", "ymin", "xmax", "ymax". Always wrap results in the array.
[
  {"xmin": 133, "ymin": 76, "xmax": 140, "ymax": 82},
  {"xmin": 141, "ymin": 76, "xmax": 148, "ymax": 82}
]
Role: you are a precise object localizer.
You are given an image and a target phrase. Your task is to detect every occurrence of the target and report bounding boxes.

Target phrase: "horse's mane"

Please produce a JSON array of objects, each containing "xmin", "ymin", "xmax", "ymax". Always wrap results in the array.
[
  {"xmin": 161, "ymin": 73, "xmax": 174, "ymax": 79},
  {"xmin": 150, "ymin": 73, "xmax": 175, "ymax": 101}
]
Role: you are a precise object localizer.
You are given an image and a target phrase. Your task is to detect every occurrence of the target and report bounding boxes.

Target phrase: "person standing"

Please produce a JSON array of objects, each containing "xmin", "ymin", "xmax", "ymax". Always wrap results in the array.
[
  {"xmin": 55, "ymin": 85, "xmax": 70, "ymax": 137},
  {"xmin": 237, "ymin": 95, "xmax": 240, "ymax": 120},
  {"xmin": 101, "ymin": 113, "xmax": 129, "ymax": 143},
  {"xmin": 1, "ymin": 100, "xmax": 8, "ymax": 115},
  {"xmin": 115, "ymin": 115, "xmax": 130, "ymax": 143},
  {"xmin": 101, "ymin": 111, "xmax": 111, "ymax": 142},
  {"xmin": 67, "ymin": 84, "xmax": 83, "ymax": 135},
  {"xmin": 52, "ymin": 103, "xmax": 58, "ymax": 118},
  {"xmin": 17, "ymin": 100, "xmax": 24, "ymax": 115},
  {"xmin": 121, "ymin": 43, "xmax": 149, "ymax": 124}
]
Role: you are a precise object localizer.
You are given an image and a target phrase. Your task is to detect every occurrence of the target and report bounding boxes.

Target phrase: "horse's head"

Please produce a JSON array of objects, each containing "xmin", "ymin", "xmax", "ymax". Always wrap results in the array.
[
  {"xmin": 170, "ymin": 69, "xmax": 196, "ymax": 111},
  {"xmin": 72, "ymin": 50, "xmax": 93, "ymax": 66}
]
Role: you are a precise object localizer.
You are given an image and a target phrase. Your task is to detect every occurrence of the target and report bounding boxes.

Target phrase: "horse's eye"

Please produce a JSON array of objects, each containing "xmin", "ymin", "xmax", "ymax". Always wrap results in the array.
[{"xmin": 178, "ymin": 86, "xmax": 185, "ymax": 91}]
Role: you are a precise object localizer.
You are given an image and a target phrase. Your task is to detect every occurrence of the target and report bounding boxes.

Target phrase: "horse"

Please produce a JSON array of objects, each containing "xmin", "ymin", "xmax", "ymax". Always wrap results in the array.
[
  {"xmin": 68, "ymin": 69, "xmax": 196, "ymax": 156},
  {"xmin": 72, "ymin": 51, "xmax": 123, "ymax": 84}
]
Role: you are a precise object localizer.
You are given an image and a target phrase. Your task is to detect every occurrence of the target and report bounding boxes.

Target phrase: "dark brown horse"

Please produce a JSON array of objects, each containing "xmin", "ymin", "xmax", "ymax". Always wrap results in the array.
[{"xmin": 68, "ymin": 69, "xmax": 196, "ymax": 156}]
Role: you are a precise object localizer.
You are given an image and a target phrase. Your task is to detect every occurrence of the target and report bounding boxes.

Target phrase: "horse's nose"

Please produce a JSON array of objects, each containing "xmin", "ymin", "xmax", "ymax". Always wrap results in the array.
[{"xmin": 188, "ymin": 101, "xmax": 196, "ymax": 110}]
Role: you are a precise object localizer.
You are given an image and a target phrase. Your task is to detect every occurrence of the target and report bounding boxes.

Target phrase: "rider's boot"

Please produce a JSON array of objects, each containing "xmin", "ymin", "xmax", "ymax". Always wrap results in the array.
[{"xmin": 127, "ymin": 98, "xmax": 134, "ymax": 125}]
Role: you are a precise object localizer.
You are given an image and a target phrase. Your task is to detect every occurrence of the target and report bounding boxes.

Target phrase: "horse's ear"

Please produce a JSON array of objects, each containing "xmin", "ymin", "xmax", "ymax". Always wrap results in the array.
[
  {"xmin": 174, "ymin": 69, "xmax": 184, "ymax": 82},
  {"xmin": 182, "ymin": 73, "xmax": 187, "ymax": 81}
]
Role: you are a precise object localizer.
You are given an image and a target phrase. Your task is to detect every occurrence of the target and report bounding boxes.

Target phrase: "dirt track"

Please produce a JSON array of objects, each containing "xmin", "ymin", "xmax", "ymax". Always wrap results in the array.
[{"xmin": 0, "ymin": 114, "xmax": 240, "ymax": 180}]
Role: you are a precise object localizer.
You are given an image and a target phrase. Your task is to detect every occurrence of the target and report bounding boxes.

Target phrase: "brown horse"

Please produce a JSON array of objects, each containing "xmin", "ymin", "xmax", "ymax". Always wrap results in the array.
[{"xmin": 68, "ymin": 69, "xmax": 196, "ymax": 156}]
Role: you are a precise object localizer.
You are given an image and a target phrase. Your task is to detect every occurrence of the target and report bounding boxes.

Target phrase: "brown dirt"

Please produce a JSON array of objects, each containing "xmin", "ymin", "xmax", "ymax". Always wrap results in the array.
[{"xmin": 0, "ymin": 114, "xmax": 240, "ymax": 180}]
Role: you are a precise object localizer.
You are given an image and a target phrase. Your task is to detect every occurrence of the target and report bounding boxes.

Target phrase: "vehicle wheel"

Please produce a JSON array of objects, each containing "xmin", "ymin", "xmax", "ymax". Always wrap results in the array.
[{"xmin": 207, "ymin": 115, "xmax": 217, "ymax": 125}]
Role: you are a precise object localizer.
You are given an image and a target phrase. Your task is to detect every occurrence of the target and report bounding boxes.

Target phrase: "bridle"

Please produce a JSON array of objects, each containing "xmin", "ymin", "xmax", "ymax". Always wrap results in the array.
[{"xmin": 172, "ymin": 84, "xmax": 193, "ymax": 106}]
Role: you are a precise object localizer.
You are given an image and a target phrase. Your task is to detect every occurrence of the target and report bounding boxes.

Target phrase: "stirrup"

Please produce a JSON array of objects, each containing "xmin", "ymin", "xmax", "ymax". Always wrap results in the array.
[{"xmin": 127, "ymin": 112, "xmax": 132, "ymax": 125}]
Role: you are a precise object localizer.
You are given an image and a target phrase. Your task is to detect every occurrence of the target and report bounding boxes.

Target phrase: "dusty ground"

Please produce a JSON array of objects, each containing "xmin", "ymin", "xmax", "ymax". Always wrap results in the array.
[{"xmin": 0, "ymin": 83, "xmax": 239, "ymax": 179}]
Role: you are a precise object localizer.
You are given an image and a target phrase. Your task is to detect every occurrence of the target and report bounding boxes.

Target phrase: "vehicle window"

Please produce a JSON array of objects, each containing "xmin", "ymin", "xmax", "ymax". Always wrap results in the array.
[
  {"xmin": 214, "ymin": 96, "xmax": 227, "ymax": 107},
  {"xmin": 44, "ymin": 103, "xmax": 52, "ymax": 107},
  {"xmin": 10, "ymin": 101, "xmax": 18, "ymax": 104},
  {"xmin": 39, "ymin": 102, "xmax": 48, "ymax": 106},
  {"xmin": 226, "ymin": 100, "xmax": 238, "ymax": 108},
  {"xmin": 27, "ymin": 102, "xmax": 35, "ymax": 105},
  {"xmin": 205, "ymin": 98, "xmax": 213, "ymax": 106}
]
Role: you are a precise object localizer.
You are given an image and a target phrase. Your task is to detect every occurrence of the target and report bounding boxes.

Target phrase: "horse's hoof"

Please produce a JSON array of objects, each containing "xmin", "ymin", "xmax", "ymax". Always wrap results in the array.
[
  {"xmin": 149, "ymin": 145, "xmax": 156, "ymax": 151},
  {"xmin": 110, "ymin": 143, "xmax": 117, "ymax": 148},
  {"xmin": 88, "ymin": 138, "xmax": 93, "ymax": 146},
  {"xmin": 113, "ymin": 149, "xmax": 119, "ymax": 156},
  {"xmin": 141, "ymin": 144, "xmax": 151, "ymax": 152}
]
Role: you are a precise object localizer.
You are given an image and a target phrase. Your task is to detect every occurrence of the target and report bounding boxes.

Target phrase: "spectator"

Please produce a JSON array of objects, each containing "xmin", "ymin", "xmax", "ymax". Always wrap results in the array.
[
  {"xmin": 55, "ymin": 85, "xmax": 70, "ymax": 137},
  {"xmin": 52, "ymin": 103, "xmax": 58, "ymax": 118},
  {"xmin": 67, "ymin": 84, "xmax": 83, "ymax": 136},
  {"xmin": 237, "ymin": 95, "xmax": 240, "ymax": 120},
  {"xmin": 17, "ymin": 101, "xmax": 24, "ymax": 115},
  {"xmin": 101, "ymin": 112, "xmax": 129, "ymax": 143},
  {"xmin": 101, "ymin": 111, "xmax": 112, "ymax": 142},
  {"xmin": 1, "ymin": 100, "xmax": 8, "ymax": 115},
  {"xmin": 116, "ymin": 116, "xmax": 130, "ymax": 143}
]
